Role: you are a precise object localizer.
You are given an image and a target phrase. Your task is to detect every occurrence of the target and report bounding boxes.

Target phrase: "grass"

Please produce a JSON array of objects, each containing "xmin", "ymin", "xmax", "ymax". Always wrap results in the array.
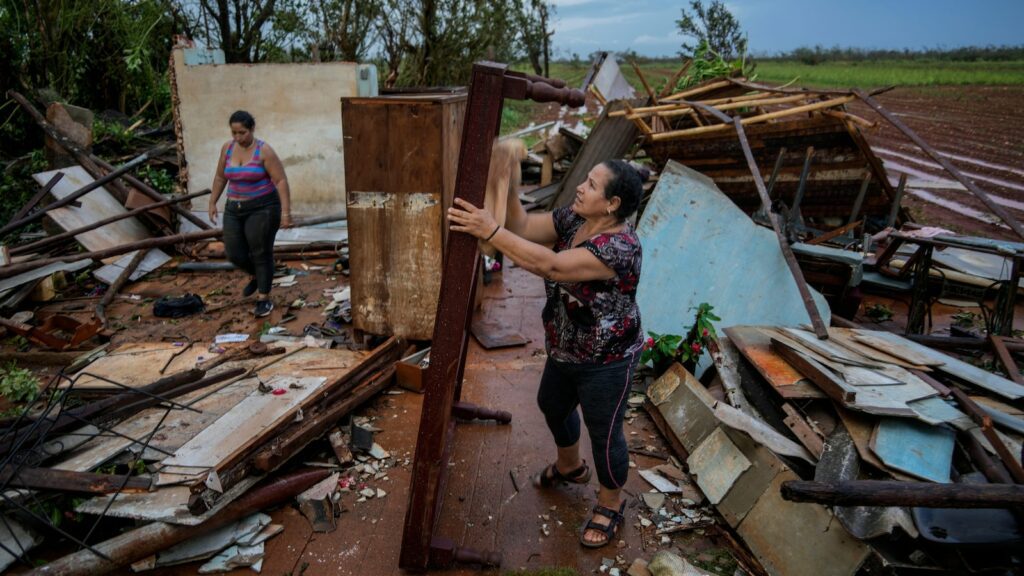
[
  {"xmin": 754, "ymin": 59, "xmax": 1024, "ymax": 88},
  {"xmin": 499, "ymin": 58, "xmax": 1024, "ymax": 134}
]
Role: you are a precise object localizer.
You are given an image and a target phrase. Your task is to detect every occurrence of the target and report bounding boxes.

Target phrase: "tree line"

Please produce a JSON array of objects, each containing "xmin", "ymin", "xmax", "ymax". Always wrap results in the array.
[{"xmin": 0, "ymin": 0, "xmax": 554, "ymax": 131}]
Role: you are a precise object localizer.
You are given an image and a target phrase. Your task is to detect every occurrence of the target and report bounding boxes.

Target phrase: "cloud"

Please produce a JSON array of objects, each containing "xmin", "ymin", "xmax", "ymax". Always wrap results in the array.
[
  {"xmin": 556, "ymin": 12, "xmax": 650, "ymax": 33},
  {"xmin": 633, "ymin": 31, "xmax": 681, "ymax": 45}
]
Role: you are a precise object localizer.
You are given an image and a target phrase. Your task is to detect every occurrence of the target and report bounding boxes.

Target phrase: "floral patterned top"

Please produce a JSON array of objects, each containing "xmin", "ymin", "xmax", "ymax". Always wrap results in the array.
[{"xmin": 542, "ymin": 205, "xmax": 643, "ymax": 364}]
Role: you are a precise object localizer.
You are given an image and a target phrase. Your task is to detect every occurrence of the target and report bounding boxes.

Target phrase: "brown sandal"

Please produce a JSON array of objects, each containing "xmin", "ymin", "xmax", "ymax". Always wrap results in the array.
[{"xmin": 532, "ymin": 460, "xmax": 592, "ymax": 488}]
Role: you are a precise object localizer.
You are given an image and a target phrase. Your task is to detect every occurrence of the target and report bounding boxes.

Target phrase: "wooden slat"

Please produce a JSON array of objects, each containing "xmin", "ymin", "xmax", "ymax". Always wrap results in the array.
[
  {"xmin": 724, "ymin": 326, "xmax": 825, "ymax": 399},
  {"xmin": 650, "ymin": 96, "xmax": 857, "ymax": 142}
]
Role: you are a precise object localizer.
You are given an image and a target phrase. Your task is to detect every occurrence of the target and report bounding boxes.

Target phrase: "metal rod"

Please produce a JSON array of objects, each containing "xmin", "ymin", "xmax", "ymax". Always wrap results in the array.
[
  {"xmin": 765, "ymin": 147, "xmax": 788, "ymax": 199},
  {"xmin": 847, "ymin": 169, "xmax": 872, "ymax": 226},
  {"xmin": 6, "ymin": 172, "xmax": 65, "ymax": 228},
  {"xmin": 11, "ymin": 189, "xmax": 211, "ymax": 256},
  {"xmin": 0, "ymin": 229, "xmax": 222, "ymax": 280},
  {"xmin": 885, "ymin": 173, "xmax": 907, "ymax": 228},
  {"xmin": 731, "ymin": 117, "xmax": 829, "ymax": 339},
  {"xmin": 94, "ymin": 250, "xmax": 147, "ymax": 329},
  {"xmin": 787, "ymin": 146, "xmax": 815, "ymax": 231},
  {"xmin": 89, "ymin": 155, "xmax": 211, "ymax": 231}
]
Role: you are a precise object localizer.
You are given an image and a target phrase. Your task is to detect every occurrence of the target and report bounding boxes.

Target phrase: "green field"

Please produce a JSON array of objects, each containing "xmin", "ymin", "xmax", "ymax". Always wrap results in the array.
[
  {"xmin": 753, "ymin": 59, "xmax": 1024, "ymax": 88},
  {"xmin": 524, "ymin": 58, "xmax": 1024, "ymax": 92},
  {"xmin": 500, "ymin": 58, "xmax": 1024, "ymax": 134}
]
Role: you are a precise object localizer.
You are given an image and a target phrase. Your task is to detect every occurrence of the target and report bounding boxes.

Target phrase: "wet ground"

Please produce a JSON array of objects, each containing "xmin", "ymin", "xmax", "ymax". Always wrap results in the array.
[{"xmin": 848, "ymin": 85, "xmax": 1024, "ymax": 241}]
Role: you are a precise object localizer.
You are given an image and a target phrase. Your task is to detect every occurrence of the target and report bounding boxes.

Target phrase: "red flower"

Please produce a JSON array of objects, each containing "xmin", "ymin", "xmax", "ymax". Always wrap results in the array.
[
  {"xmin": 702, "ymin": 328, "xmax": 709, "ymax": 338},
  {"xmin": 691, "ymin": 342, "xmax": 702, "ymax": 354},
  {"xmin": 644, "ymin": 337, "xmax": 655, "ymax": 350}
]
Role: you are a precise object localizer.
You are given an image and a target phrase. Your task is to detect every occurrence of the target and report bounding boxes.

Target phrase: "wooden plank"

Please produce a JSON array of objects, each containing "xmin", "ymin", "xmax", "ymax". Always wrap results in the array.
[
  {"xmin": 550, "ymin": 99, "xmax": 640, "ymax": 208},
  {"xmin": 834, "ymin": 408, "xmax": 917, "ymax": 482},
  {"xmin": 159, "ymin": 376, "xmax": 327, "ymax": 475},
  {"xmin": 849, "ymin": 330, "xmax": 945, "ymax": 367},
  {"xmin": 781, "ymin": 404, "xmax": 825, "ymax": 459},
  {"xmin": 341, "ymin": 100, "xmax": 389, "ymax": 194},
  {"xmin": 348, "ymin": 191, "xmax": 393, "ymax": 336},
  {"xmin": 854, "ymin": 329, "xmax": 1024, "ymax": 400},
  {"xmin": 989, "ymin": 335, "xmax": 1024, "ymax": 385},
  {"xmin": 65, "ymin": 343, "xmax": 208, "ymax": 389},
  {"xmin": 31, "ymin": 167, "xmax": 150, "ymax": 256},
  {"xmin": 827, "ymin": 328, "xmax": 930, "ymax": 371},
  {"xmin": 770, "ymin": 337, "xmax": 857, "ymax": 404},
  {"xmin": 724, "ymin": 326, "xmax": 825, "ymax": 399},
  {"xmin": 390, "ymin": 193, "xmax": 443, "ymax": 339}
]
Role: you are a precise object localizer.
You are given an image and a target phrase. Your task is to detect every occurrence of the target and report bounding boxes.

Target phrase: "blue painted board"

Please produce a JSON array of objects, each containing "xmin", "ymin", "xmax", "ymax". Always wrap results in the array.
[
  {"xmin": 871, "ymin": 418, "xmax": 954, "ymax": 483},
  {"xmin": 636, "ymin": 161, "xmax": 831, "ymax": 372}
]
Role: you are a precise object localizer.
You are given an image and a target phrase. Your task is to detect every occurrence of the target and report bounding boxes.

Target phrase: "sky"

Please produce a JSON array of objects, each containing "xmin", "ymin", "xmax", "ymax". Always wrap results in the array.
[{"xmin": 549, "ymin": 0, "xmax": 1024, "ymax": 58}]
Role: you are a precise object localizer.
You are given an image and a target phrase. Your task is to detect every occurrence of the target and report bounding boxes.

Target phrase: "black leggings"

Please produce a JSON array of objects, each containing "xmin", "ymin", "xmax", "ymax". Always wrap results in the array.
[
  {"xmin": 536, "ymin": 353, "xmax": 638, "ymax": 489},
  {"xmin": 222, "ymin": 192, "xmax": 281, "ymax": 295}
]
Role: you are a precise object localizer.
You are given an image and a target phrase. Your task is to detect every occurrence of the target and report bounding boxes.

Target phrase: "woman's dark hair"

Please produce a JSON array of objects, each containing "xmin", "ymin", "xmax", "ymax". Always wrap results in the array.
[
  {"xmin": 229, "ymin": 110, "xmax": 255, "ymax": 130},
  {"xmin": 601, "ymin": 159, "xmax": 648, "ymax": 221}
]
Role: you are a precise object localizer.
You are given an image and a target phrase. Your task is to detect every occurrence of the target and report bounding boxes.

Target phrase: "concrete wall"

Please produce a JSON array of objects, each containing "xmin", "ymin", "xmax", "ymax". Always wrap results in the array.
[{"xmin": 173, "ymin": 50, "xmax": 359, "ymax": 217}]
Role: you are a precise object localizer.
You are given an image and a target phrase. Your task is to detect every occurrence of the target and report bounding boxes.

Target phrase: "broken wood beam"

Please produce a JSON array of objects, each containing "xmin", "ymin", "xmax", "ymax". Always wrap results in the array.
[
  {"xmin": 95, "ymin": 249, "xmax": 147, "ymax": 328},
  {"xmin": 904, "ymin": 333, "xmax": 1024, "ymax": 353},
  {"xmin": 191, "ymin": 366, "xmax": 396, "ymax": 515},
  {"xmin": 805, "ymin": 220, "xmax": 863, "ymax": 247},
  {"xmin": 657, "ymin": 60, "xmax": 693, "ymax": 99},
  {"xmin": 0, "ymin": 145, "xmax": 169, "ymax": 235},
  {"xmin": 7, "ymin": 91, "xmax": 135, "ymax": 208},
  {"xmin": 0, "ymin": 467, "xmax": 150, "ymax": 494},
  {"xmin": 854, "ymin": 89, "xmax": 1024, "ymax": 241},
  {"xmin": 6, "ymin": 172, "xmax": 65, "ymax": 229},
  {"xmin": 949, "ymin": 387, "xmax": 1024, "ymax": 484},
  {"xmin": 990, "ymin": 335, "xmax": 1024, "ymax": 385},
  {"xmin": 24, "ymin": 469, "xmax": 329, "ymax": 576},
  {"xmin": 781, "ymin": 479, "xmax": 1024, "ymax": 508},
  {"xmin": 11, "ymin": 189, "xmax": 211, "ymax": 257},
  {"xmin": 649, "ymin": 95, "xmax": 857, "ymax": 142},
  {"xmin": 0, "ymin": 368, "xmax": 208, "ymax": 457},
  {"xmin": 88, "ymin": 155, "xmax": 211, "ymax": 231},
  {"xmin": 0, "ymin": 229, "xmax": 222, "ymax": 280},
  {"xmin": 252, "ymin": 347, "xmax": 400, "ymax": 472},
  {"xmin": 730, "ymin": 114, "xmax": 829, "ymax": 338}
]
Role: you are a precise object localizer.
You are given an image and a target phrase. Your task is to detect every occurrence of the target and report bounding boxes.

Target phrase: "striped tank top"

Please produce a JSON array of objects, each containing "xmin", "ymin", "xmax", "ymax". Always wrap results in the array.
[{"xmin": 224, "ymin": 140, "xmax": 276, "ymax": 200}]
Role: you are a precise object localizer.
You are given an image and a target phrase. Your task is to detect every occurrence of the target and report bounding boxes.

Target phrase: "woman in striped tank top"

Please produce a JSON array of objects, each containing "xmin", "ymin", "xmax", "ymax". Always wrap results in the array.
[{"xmin": 209, "ymin": 110, "xmax": 293, "ymax": 318}]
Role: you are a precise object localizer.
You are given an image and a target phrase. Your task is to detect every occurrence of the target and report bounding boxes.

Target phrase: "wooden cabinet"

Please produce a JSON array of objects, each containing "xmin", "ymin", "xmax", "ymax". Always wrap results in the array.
[{"xmin": 342, "ymin": 93, "xmax": 466, "ymax": 340}]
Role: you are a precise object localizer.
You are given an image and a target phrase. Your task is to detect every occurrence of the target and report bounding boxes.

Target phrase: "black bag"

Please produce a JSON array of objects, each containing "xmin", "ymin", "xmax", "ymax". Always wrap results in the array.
[{"xmin": 153, "ymin": 293, "xmax": 205, "ymax": 318}]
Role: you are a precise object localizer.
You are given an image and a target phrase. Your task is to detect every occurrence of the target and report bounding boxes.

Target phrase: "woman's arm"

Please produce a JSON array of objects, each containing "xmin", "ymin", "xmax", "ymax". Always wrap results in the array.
[
  {"xmin": 262, "ymin": 143, "xmax": 293, "ymax": 228},
  {"xmin": 449, "ymin": 198, "xmax": 614, "ymax": 283},
  {"xmin": 503, "ymin": 183, "xmax": 558, "ymax": 245},
  {"xmin": 209, "ymin": 142, "xmax": 229, "ymax": 224}
]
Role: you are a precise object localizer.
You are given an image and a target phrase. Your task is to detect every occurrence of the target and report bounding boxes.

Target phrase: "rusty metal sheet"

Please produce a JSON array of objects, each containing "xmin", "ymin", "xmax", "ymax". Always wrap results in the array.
[
  {"xmin": 737, "ymin": 471, "xmax": 871, "ymax": 576},
  {"xmin": 687, "ymin": 427, "xmax": 751, "ymax": 504},
  {"xmin": 724, "ymin": 326, "xmax": 825, "ymax": 399}
]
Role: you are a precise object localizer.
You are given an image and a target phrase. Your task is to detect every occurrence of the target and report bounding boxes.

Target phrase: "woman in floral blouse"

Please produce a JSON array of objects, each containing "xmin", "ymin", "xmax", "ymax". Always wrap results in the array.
[{"xmin": 448, "ymin": 159, "xmax": 645, "ymax": 548}]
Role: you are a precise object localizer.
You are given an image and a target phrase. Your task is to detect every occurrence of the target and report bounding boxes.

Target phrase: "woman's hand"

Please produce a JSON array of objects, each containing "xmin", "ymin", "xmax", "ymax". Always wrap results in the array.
[
  {"xmin": 208, "ymin": 203, "xmax": 219, "ymax": 225},
  {"xmin": 448, "ymin": 198, "xmax": 498, "ymax": 239},
  {"xmin": 281, "ymin": 212, "xmax": 293, "ymax": 229}
]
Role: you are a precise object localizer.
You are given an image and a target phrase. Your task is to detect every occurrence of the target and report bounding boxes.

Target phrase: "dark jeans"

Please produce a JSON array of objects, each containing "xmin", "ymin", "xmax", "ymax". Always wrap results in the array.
[
  {"xmin": 537, "ymin": 352, "xmax": 639, "ymax": 490},
  {"xmin": 222, "ymin": 192, "xmax": 281, "ymax": 295}
]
